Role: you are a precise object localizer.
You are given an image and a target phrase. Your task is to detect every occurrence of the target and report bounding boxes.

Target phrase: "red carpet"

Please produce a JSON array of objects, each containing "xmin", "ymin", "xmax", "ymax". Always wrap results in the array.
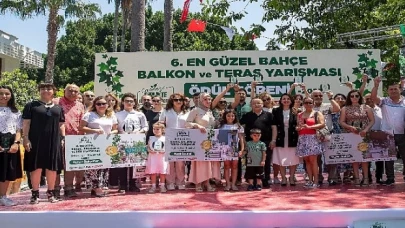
[{"xmin": 2, "ymin": 174, "xmax": 405, "ymax": 211}]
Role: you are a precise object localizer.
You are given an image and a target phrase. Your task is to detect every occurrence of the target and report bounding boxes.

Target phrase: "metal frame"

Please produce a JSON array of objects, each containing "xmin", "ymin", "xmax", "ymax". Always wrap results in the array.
[{"xmin": 337, "ymin": 24, "xmax": 404, "ymax": 44}]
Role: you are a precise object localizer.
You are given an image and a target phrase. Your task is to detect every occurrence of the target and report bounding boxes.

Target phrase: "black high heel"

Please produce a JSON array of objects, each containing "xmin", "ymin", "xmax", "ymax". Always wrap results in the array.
[{"xmin": 91, "ymin": 189, "xmax": 106, "ymax": 197}]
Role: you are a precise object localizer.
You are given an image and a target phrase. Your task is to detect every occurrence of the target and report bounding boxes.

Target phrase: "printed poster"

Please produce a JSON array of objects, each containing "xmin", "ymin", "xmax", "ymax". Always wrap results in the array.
[
  {"xmin": 65, "ymin": 134, "xmax": 147, "ymax": 171},
  {"xmin": 165, "ymin": 128, "xmax": 239, "ymax": 161},
  {"xmin": 324, "ymin": 132, "xmax": 396, "ymax": 164}
]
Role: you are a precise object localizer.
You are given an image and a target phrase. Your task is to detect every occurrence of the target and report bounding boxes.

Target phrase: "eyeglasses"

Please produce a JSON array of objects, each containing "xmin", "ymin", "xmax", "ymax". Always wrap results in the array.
[
  {"xmin": 350, "ymin": 95, "xmax": 360, "ymax": 98},
  {"xmin": 95, "ymin": 103, "xmax": 107, "ymax": 106},
  {"xmin": 85, "ymin": 94, "xmax": 95, "ymax": 98},
  {"xmin": 173, "ymin": 98, "xmax": 183, "ymax": 102},
  {"xmin": 262, "ymin": 98, "xmax": 271, "ymax": 102},
  {"xmin": 124, "ymin": 100, "xmax": 134, "ymax": 103},
  {"xmin": 304, "ymin": 102, "xmax": 313, "ymax": 105},
  {"xmin": 313, "ymin": 95, "xmax": 323, "ymax": 98},
  {"xmin": 152, "ymin": 100, "xmax": 161, "ymax": 103},
  {"xmin": 219, "ymin": 101, "xmax": 227, "ymax": 104}
]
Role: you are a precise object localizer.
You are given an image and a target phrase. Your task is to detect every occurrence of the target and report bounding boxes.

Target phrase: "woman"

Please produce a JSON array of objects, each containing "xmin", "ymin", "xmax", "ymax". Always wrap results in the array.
[
  {"xmin": 159, "ymin": 93, "xmax": 189, "ymax": 190},
  {"xmin": 79, "ymin": 96, "xmax": 118, "ymax": 197},
  {"xmin": 0, "ymin": 86, "xmax": 22, "ymax": 206},
  {"xmin": 77, "ymin": 93, "xmax": 83, "ymax": 104},
  {"xmin": 339, "ymin": 90, "xmax": 374, "ymax": 186},
  {"xmin": 272, "ymin": 94, "xmax": 300, "ymax": 186},
  {"xmin": 296, "ymin": 97, "xmax": 326, "ymax": 189},
  {"xmin": 115, "ymin": 93, "xmax": 148, "ymax": 193},
  {"xmin": 292, "ymin": 94, "xmax": 304, "ymax": 114},
  {"xmin": 106, "ymin": 93, "xmax": 120, "ymax": 113},
  {"xmin": 186, "ymin": 93, "xmax": 220, "ymax": 192},
  {"xmin": 145, "ymin": 96, "xmax": 163, "ymax": 143},
  {"xmin": 211, "ymin": 84, "xmax": 239, "ymax": 127},
  {"xmin": 259, "ymin": 92, "xmax": 274, "ymax": 112},
  {"xmin": 23, "ymin": 83, "xmax": 65, "ymax": 204}
]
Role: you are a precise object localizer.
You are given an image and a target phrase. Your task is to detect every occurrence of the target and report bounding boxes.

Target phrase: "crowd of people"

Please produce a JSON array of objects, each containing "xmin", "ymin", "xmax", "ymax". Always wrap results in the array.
[{"xmin": 0, "ymin": 74, "xmax": 404, "ymax": 207}]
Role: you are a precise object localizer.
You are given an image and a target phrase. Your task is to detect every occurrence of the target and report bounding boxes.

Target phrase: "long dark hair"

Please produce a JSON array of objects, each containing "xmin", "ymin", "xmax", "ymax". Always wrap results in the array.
[
  {"xmin": 346, "ymin": 90, "xmax": 363, "ymax": 106},
  {"xmin": 0, "ymin": 86, "xmax": 18, "ymax": 113},
  {"xmin": 166, "ymin": 93, "xmax": 187, "ymax": 113},
  {"xmin": 278, "ymin": 93, "xmax": 294, "ymax": 109},
  {"xmin": 218, "ymin": 109, "xmax": 241, "ymax": 129}
]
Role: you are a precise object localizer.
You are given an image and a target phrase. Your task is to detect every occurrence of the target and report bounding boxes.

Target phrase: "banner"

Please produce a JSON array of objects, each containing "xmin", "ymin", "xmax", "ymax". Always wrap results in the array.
[
  {"xmin": 94, "ymin": 50, "xmax": 383, "ymax": 101},
  {"xmin": 65, "ymin": 134, "xmax": 147, "ymax": 171},
  {"xmin": 165, "ymin": 128, "xmax": 239, "ymax": 161},
  {"xmin": 324, "ymin": 131, "xmax": 396, "ymax": 164}
]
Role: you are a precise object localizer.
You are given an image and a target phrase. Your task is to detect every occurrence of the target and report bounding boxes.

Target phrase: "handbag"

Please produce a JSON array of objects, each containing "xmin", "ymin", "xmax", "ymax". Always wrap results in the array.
[{"xmin": 314, "ymin": 112, "xmax": 331, "ymax": 142}]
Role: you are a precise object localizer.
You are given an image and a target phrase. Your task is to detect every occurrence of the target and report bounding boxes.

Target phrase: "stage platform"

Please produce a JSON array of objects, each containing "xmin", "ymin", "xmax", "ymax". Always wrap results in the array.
[{"xmin": 1, "ymin": 173, "xmax": 405, "ymax": 228}]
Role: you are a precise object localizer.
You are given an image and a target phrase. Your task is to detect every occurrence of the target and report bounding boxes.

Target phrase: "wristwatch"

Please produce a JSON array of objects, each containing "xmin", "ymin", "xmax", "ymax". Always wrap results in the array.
[{"xmin": 14, "ymin": 141, "xmax": 20, "ymax": 144}]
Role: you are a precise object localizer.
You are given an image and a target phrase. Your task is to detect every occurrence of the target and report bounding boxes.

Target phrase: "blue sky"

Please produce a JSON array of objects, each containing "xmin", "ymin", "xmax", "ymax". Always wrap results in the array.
[{"xmin": 0, "ymin": 0, "xmax": 280, "ymax": 53}]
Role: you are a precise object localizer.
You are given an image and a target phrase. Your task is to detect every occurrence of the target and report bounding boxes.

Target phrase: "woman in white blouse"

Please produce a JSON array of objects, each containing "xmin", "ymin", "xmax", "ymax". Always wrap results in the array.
[
  {"xmin": 0, "ymin": 86, "xmax": 22, "ymax": 207},
  {"xmin": 186, "ymin": 93, "xmax": 220, "ymax": 192},
  {"xmin": 79, "ymin": 96, "xmax": 118, "ymax": 197},
  {"xmin": 159, "ymin": 93, "xmax": 189, "ymax": 190},
  {"xmin": 115, "ymin": 93, "xmax": 148, "ymax": 193}
]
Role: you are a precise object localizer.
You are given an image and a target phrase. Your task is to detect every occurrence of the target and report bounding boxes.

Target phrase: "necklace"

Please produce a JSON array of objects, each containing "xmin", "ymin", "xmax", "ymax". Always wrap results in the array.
[{"xmin": 96, "ymin": 112, "xmax": 106, "ymax": 118}]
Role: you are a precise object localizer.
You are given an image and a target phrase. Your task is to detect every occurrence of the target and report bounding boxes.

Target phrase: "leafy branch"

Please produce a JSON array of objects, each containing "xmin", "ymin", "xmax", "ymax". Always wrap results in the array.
[
  {"xmin": 351, "ymin": 51, "xmax": 378, "ymax": 94},
  {"xmin": 97, "ymin": 54, "xmax": 124, "ymax": 95}
]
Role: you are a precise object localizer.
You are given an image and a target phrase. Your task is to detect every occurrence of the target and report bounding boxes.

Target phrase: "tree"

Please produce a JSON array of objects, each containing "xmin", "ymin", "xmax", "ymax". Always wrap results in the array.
[
  {"xmin": 108, "ymin": 0, "xmax": 120, "ymax": 52},
  {"xmin": 52, "ymin": 8, "xmax": 257, "ymax": 87},
  {"xmin": 0, "ymin": 0, "xmax": 101, "ymax": 83},
  {"xmin": 121, "ymin": 0, "xmax": 132, "ymax": 52},
  {"xmin": 131, "ymin": 0, "xmax": 146, "ymax": 52},
  {"xmin": 163, "ymin": 0, "xmax": 173, "ymax": 51},
  {"xmin": 0, "ymin": 69, "xmax": 38, "ymax": 110}
]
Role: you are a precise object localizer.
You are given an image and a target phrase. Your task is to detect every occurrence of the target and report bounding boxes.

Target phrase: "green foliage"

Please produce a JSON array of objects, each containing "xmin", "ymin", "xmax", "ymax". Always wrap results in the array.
[
  {"xmin": 0, "ymin": 69, "xmax": 39, "ymax": 110},
  {"xmin": 51, "ymin": 7, "xmax": 257, "ymax": 87}
]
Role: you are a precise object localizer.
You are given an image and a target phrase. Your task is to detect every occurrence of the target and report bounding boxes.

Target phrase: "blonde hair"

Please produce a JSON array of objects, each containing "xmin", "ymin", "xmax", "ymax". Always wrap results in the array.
[{"xmin": 153, "ymin": 122, "xmax": 165, "ymax": 135}]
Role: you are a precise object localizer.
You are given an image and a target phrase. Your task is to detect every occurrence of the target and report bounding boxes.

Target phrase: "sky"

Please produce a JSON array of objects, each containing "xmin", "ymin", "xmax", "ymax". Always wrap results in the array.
[{"xmin": 0, "ymin": 0, "xmax": 281, "ymax": 54}]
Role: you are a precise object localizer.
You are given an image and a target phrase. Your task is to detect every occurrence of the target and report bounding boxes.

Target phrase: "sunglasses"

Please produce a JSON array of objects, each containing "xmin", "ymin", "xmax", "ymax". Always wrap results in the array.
[
  {"xmin": 304, "ymin": 102, "xmax": 313, "ymax": 105},
  {"xmin": 96, "ymin": 103, "xmax": 107, "ymax": 106},
  {"xmin": 124, "ymin": 100, "xmax": 134, "ymax": 103},
  {"xmin": 219, "ymin": 101, "xmax": 227, "ymax": 104},
  {"xmin": 152, "ymin": 100, "xmax": 161, "ymax": 102},
  {"xmin": 313, "ymin": 95, "xmax": 323, "ymax": 98},
  {"xmin": 173, "ymin": 98, "xmax": 183, "ymax": 102},
  {"xmin": 350, "ymin": 95, "xmax": 360, "ymax": 98}
]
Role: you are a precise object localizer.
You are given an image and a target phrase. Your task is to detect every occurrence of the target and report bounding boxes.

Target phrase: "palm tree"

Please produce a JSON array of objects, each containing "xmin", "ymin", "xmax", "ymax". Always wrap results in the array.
[
  {"xmin": 163, "ymin": 0, "xmax": 173, "ymax": 52},
  {"xmin": 0, "ymin": 0, "xmax": 101, "ymax": 83},
  {"xmin": 108, "ymin": 0, "xmax": 120, "ymax": 52},
  {"xmin": 130, "ymin": 0, "xmax": 145, "ymax": 52},
  {"xmin": 121, "ymin": 0, "xmax": 132, "ymax": 52}
]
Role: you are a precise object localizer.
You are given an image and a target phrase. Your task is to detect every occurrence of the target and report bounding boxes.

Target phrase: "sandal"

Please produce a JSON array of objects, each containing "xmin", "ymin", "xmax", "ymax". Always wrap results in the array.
[
  {"xmin": 354, "ymin": 178, "xmax": 361, "ymax": 186},
  {"xmin": 205, "ymin": 183, "xmax": 216, "ymax": 192},
  {"xmin": 289, "ymin": 177, "xmax": 296, "ymax": 186},
  {"xmin": 195, "ymin": 183, "xmax": 203, "ymax": 192},
  {"xmin": 231, "ymin": 185, "xmax": 239, "ymax": 191},
  {"xmin": 224, "ymin": 185, "xmax": 231, "ymax": 191}
]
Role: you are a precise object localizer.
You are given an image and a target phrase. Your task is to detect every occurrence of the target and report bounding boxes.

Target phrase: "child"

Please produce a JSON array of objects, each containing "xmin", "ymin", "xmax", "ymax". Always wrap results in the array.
[
  {"xmin": 145, "ymin": 123, "xmax": 169, "ymax": 193},
  {"xmin": 218, "ymin": 109, "xmax": 245, "ymax": 191},
  {"xmin": 244, "ymin": 128, "xmax": 266, "ymax": 191}
]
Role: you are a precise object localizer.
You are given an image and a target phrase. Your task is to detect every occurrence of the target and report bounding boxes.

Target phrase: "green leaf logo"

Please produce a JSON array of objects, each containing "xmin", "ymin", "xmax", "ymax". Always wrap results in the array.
[{"xmin": 97, "ymin": 54, "xmax": 125, "ymax": 96}]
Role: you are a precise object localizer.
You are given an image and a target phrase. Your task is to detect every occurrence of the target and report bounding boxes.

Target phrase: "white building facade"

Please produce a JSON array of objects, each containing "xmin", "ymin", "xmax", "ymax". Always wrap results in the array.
[{"xmin": 0, "ymin": 30, "xmax": 44, "ymax": 73}]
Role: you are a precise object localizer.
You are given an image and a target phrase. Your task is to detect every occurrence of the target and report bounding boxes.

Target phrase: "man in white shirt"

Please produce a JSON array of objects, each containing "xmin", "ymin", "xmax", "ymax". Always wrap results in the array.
[{"xmin": 371, "ymin": 77, "xmax": 405, "ymax": 185}]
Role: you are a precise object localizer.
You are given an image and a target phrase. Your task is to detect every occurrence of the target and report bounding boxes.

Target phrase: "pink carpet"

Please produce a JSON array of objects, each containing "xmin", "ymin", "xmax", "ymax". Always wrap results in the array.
[{"xmin": 2, "ymin": 174, "xmax": 405, "ymax": 211}]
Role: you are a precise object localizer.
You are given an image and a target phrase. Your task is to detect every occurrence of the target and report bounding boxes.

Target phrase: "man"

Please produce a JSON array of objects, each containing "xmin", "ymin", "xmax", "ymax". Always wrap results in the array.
[
  {"xmin": 235, "ymin": 89, "xmax": 252, "ymax": 121},
  {"xmin": 364, "ymin": 93, "xmax": 383, "ymax": 183},
  {"xmin": 83, "ymin": 91, "xmax": 95, "ymax": 109},
  {"xmin": 189, "ymin": 92, "xmax": 200, "ymax": 110},
  {"xmin": 55, "ymin": 84, "xmax": 85, "ymax": 198},
  {"xmin": 240, "ymin": 98, "xmax": 277, "ymax": 188},
  {"xmin": 371, "ymin": 77, "xmax": 405, "ymax": 185},
  {"xmin": 311, "ymin": 90, "xmax": 340, "ymax": 185},
  {"xmin": 140, "ymin": 94, "xmax": 152, "ymax": 114}
]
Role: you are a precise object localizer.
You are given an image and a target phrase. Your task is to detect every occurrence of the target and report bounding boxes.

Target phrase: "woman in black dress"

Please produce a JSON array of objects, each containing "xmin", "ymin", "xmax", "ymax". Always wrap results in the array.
[
  {"xmin": 0, "ymin": 86, "xmax": 22, "ymax": 207},
  {"xmin": 23, "ymin": 83, "xmax": 65, "ymax": 204}
]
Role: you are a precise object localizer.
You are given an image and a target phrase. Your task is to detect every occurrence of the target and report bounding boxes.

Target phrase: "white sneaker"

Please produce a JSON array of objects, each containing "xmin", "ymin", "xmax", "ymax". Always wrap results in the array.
[
  {"xmin": 177, "ymin": 185, "xmax": 186, "ymax": 190},
  {"xmin": 160, "ymin": 185, "xmax": 167, "ymax": 193},
  {"xmin": 167, "ymin": 183, "xmax": 175, "ymax": 191},
  {"xmin": 0, "ymin": 196, "xmax": 16, "ymax": 206},
  {"xmin": 148, "ymin": 186, "xmax": 156, "ymax": 194},
  {"xmin": 273, "ymin": 177, "xmax": 281, "ymax": 184}
]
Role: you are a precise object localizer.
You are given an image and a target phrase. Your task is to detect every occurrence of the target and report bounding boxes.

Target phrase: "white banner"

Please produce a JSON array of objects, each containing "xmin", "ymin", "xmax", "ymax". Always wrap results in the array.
[
  {"xmin": 65, "ymin": 134, "xmax": 147, "ymax": 171},
  {"xmin": 165, "ymin": 129, "xmax": 239, "ymax": 161},
  {"xmin": 94, "ymin": 50, "xmax": 383, "ymax": 102},
  {"xmin": 324, "ymin": 132, "xmax": 397, "ymax": 164}
]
